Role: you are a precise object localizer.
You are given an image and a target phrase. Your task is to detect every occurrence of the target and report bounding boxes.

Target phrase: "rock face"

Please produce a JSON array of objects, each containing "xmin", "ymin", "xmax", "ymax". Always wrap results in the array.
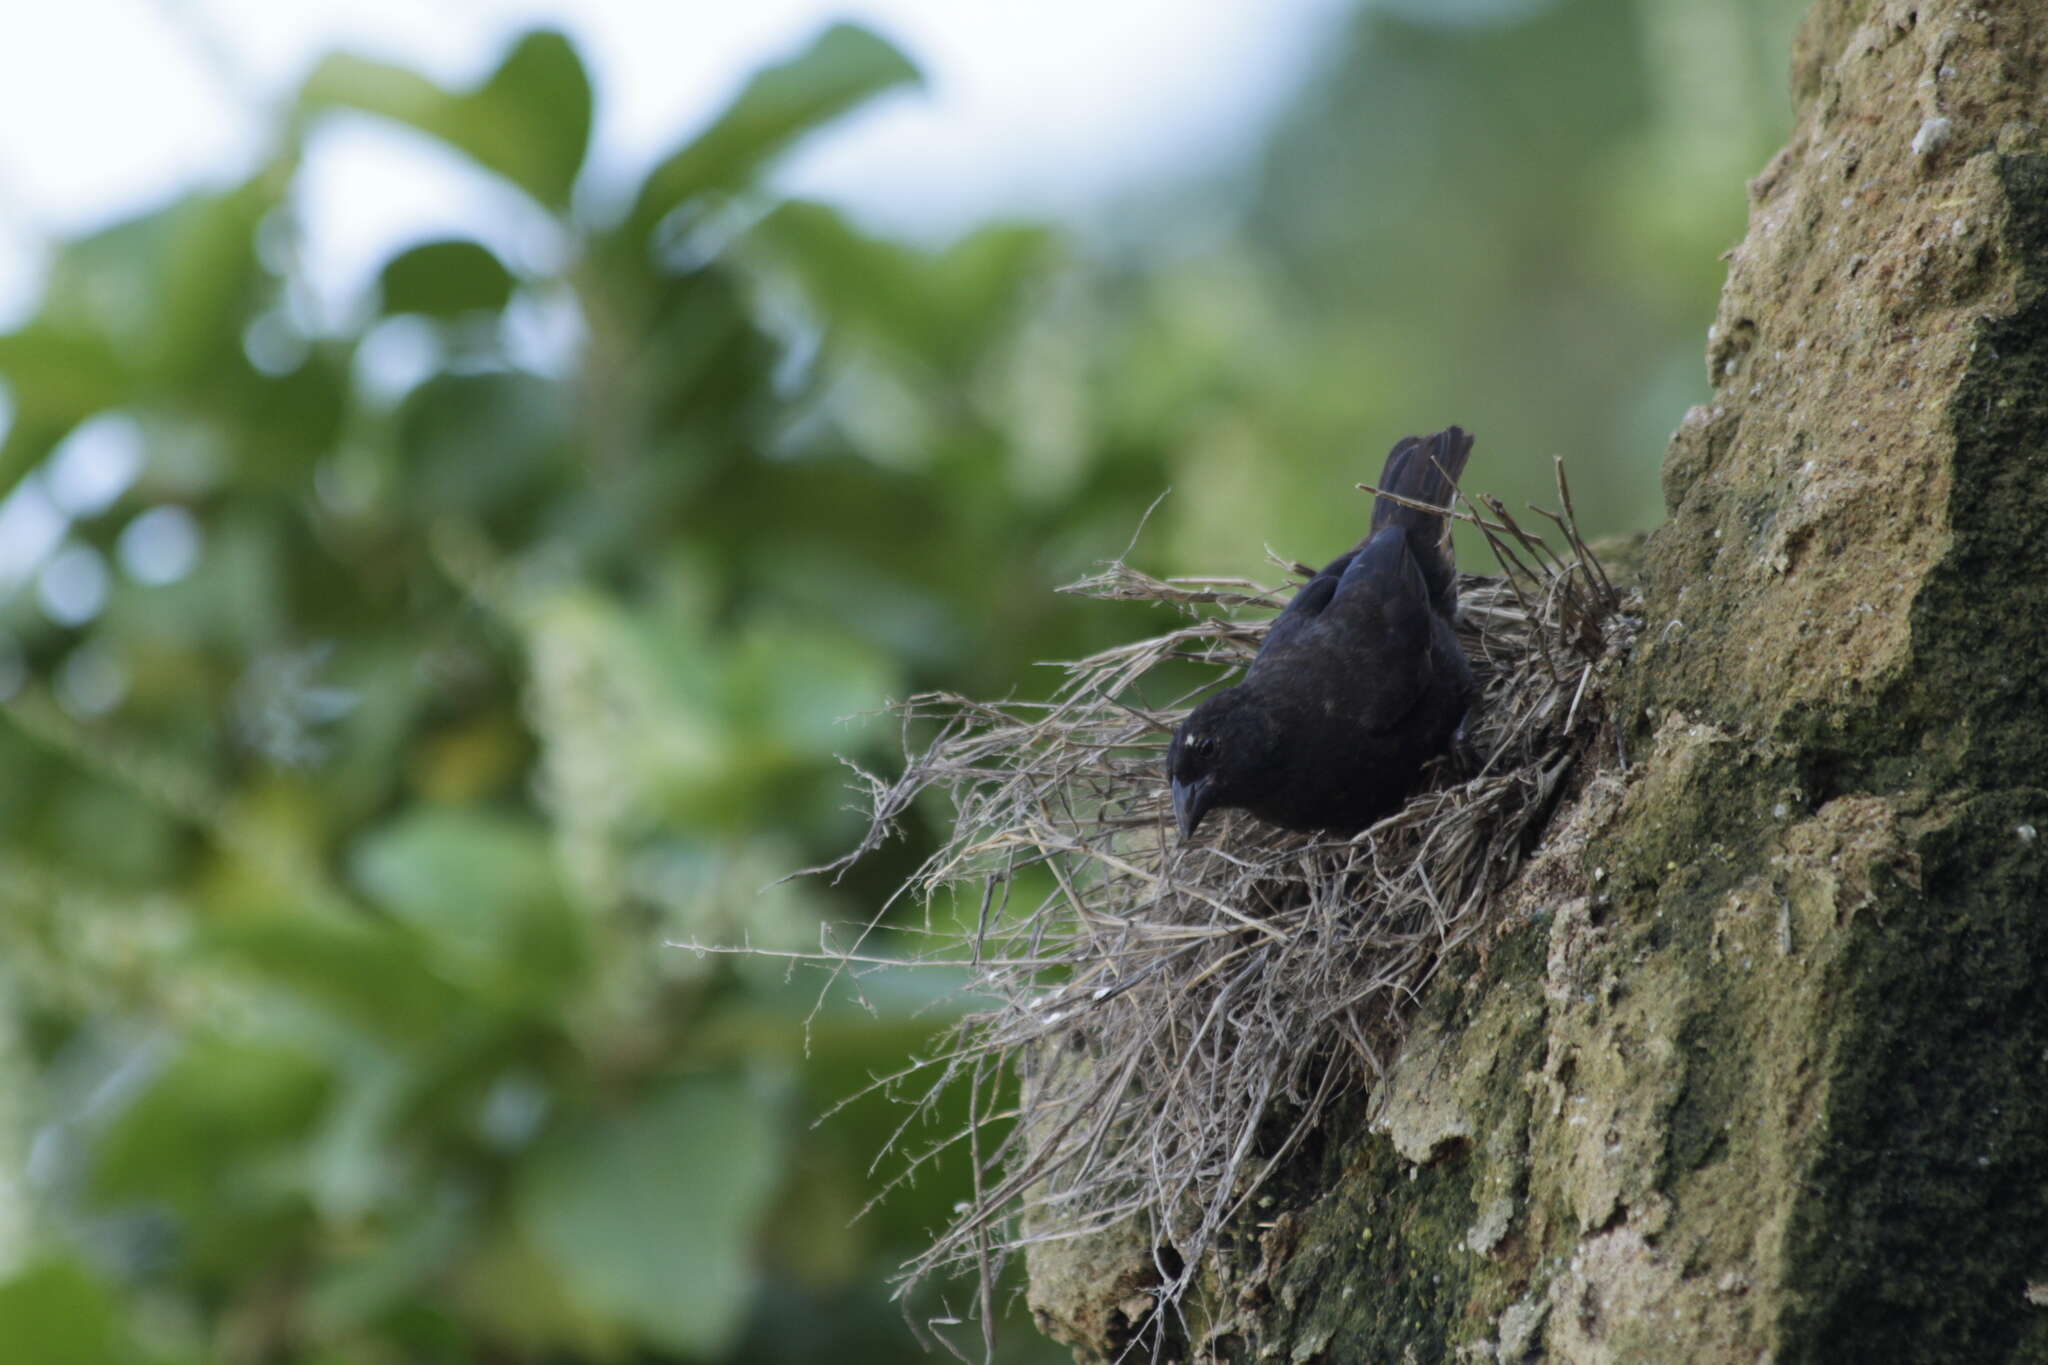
[{"xmin": 1026, "ymin": 3, "xmax": 2048, "ymax": 1360}]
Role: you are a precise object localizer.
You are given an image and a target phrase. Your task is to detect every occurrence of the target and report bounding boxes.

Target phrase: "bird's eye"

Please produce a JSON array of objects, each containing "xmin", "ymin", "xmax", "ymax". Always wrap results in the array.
[{"xmin": 1189, "ymin": 734, "xmax": 1216, "ymax": 757}]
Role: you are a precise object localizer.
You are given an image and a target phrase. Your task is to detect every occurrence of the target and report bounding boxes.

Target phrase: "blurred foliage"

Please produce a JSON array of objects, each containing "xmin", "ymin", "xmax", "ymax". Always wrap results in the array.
[
  {"xmin": 0, "ymin": 1, "xmax": 1799, "ymax": 1360},
  {"xmin": 1121, "ymin": 0, "xmax": 1805, "ymax": 573}
]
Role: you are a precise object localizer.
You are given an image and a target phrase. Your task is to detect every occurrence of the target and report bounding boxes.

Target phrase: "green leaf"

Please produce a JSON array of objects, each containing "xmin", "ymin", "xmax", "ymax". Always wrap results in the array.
[
  {"xmin": 518, "ymin": 1075, "xmax": 782, "ymax": 1354},
  {"xmin": 395, "ymin": 371, "xmax": 570, "ymax": 523},
  {"xmin": 475, "ymin": 30, "xmax": 595, "ymax": 207},
  {"xmin": 0, "ymin": 170, "xmax": 288, "ymax": 493},
  {"xmin": 301, "ymin": 29, "xmax": 592, "ymax": 209},
  {"xmin": 352, "ymin": 806, "xmax": 558, "ymax": 930},
  {"xmin": 0, "ymin": 1262, "xmax": 130, "ymax": 1365},
  {"xmin": 46, "ymin": 172, "xmax": 282, "ymax": 389},
  {"xmin": 453, "ymin": 1226, "xmax": 625, "ymax": 1358},
  {"xmin": 0, "ymin": 325, "xmax": 134, "ymax": 427},
  {"xmin": 93, "ymin": 1036, "xmax": 331, "ymax": 1211},
  {"xmin": 728, "ymin": 621, "xmax": 897, "ymax": 759},
  {"xmin": 626, "ymin": 23, "xmax": 920, "ymax": 241},
  {"xmin": 349, "ymin": 806, "xmax": 582, "ymax": 993},
  {"xmin": 206, "ymin": 345, "xmax": 351, "ymax": 480},
  {"xmin": 378, "ymin": 239, "xmax": 517, "ymax": 318},
  {"xmin": 204, "ymin": 912, "xmax": 468, "ymax": 1045},
  {"xmin": 747, "ymin": 201, "xmax": 1056, "ymax": 374},
  {"xmin": 150, "ymin": 170, "xmax": 290, "ymax": 391},
  {"xmin": 308, "ymin": 1188, "xmax": 473, "ymax": 1332},
  {"xmin": 0, "ymin": 323, "xmax": 134, "ymax": 492}
]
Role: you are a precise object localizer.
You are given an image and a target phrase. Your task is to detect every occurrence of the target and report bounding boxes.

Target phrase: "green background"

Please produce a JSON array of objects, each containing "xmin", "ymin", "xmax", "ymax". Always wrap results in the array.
[{"xmin": 0, "ymin": 2, "xmax": 1799, "ymax": 1359}]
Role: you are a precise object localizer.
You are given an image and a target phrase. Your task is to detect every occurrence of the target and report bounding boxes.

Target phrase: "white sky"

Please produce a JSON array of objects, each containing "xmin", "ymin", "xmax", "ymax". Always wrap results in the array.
[{"xmin": 0, "ymin": 0, "xmax": 1355, "ymax": 323}]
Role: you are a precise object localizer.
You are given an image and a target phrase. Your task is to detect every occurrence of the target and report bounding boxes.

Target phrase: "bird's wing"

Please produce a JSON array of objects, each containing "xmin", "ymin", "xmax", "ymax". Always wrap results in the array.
[
  {"xmin": 1250, "ymin": 526, "xmax": 1437, "ymax": 733},
  {"xmin": 1255, "ymin": 548, "xmax": 1357, "ymax": 661},
  {"xmin": 1334, "ymin": 527, "xmax": 1437, "ymax": 731}
]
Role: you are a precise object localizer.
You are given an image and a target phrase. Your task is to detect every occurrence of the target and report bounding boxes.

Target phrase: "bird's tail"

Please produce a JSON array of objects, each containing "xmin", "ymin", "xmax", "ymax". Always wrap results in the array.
[{"xmin": 1368, "ymin": 425, "xmax": 1472, "ymax": 615}]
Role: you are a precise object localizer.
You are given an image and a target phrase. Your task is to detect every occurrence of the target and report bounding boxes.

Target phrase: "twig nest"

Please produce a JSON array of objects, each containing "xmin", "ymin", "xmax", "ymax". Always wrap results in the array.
[{"xmin": 829, "ymin": 473, "xmax": 1637, "ymax": 1353}]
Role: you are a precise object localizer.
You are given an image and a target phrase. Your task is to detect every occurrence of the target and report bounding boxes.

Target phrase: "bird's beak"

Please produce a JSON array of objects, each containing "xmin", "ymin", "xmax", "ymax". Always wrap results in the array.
[{"xmin": 1171, "ymin": 774, "xmax": 1215, "ymax": 840}]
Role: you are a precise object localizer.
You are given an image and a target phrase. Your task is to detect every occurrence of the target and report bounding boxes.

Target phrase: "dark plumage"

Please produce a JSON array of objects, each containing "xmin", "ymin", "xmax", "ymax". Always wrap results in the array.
[{"xmin": 1168, "ymin": 427, "xmax": 1478, "ymax": 839}]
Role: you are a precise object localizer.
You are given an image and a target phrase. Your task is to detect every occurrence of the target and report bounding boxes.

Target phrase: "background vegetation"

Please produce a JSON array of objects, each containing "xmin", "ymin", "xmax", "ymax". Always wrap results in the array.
[{"xmin": 0, "ymin": 1, "xmax": 1798, "ymax": 1359}]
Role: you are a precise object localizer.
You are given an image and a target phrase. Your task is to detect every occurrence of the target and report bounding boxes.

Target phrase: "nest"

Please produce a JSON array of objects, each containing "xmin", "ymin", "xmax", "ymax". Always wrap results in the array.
[{"xmin": 820, "ymin": 467, "xmax": 1636, "ymax": 1357}]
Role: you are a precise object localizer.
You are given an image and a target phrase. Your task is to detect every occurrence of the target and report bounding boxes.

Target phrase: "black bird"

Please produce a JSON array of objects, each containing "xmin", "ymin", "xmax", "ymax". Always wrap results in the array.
[{"xmin": 1167, "ymin": 427, "xmax": 1477, "ymax": 839}]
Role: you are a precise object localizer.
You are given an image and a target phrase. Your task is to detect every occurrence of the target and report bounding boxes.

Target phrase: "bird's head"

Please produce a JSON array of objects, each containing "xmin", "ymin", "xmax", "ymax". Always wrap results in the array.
[{"xmin": 1166, "ymin": 688, "xmax": 1276, "ymax": 840}]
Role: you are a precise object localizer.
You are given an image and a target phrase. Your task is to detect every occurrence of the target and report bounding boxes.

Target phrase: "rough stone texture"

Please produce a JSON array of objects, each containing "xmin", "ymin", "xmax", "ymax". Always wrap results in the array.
[
  {"xmin": 1026, "ymin": 2, "xmax": 2048, "ymax": 1361},
  {"xmin": 1024, "ymin": 1215, "xmax": 1164, "ymax": 1363},
  {"xmin": 1652, "ymin": 0, "xmax": 2047, "ymax": 758}
]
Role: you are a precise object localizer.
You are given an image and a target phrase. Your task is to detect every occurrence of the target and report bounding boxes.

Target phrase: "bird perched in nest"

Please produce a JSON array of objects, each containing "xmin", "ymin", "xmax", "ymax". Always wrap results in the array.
[{"xmin": 1168, "ymin": 426, "xmax": 1477, "ymax": 839}]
